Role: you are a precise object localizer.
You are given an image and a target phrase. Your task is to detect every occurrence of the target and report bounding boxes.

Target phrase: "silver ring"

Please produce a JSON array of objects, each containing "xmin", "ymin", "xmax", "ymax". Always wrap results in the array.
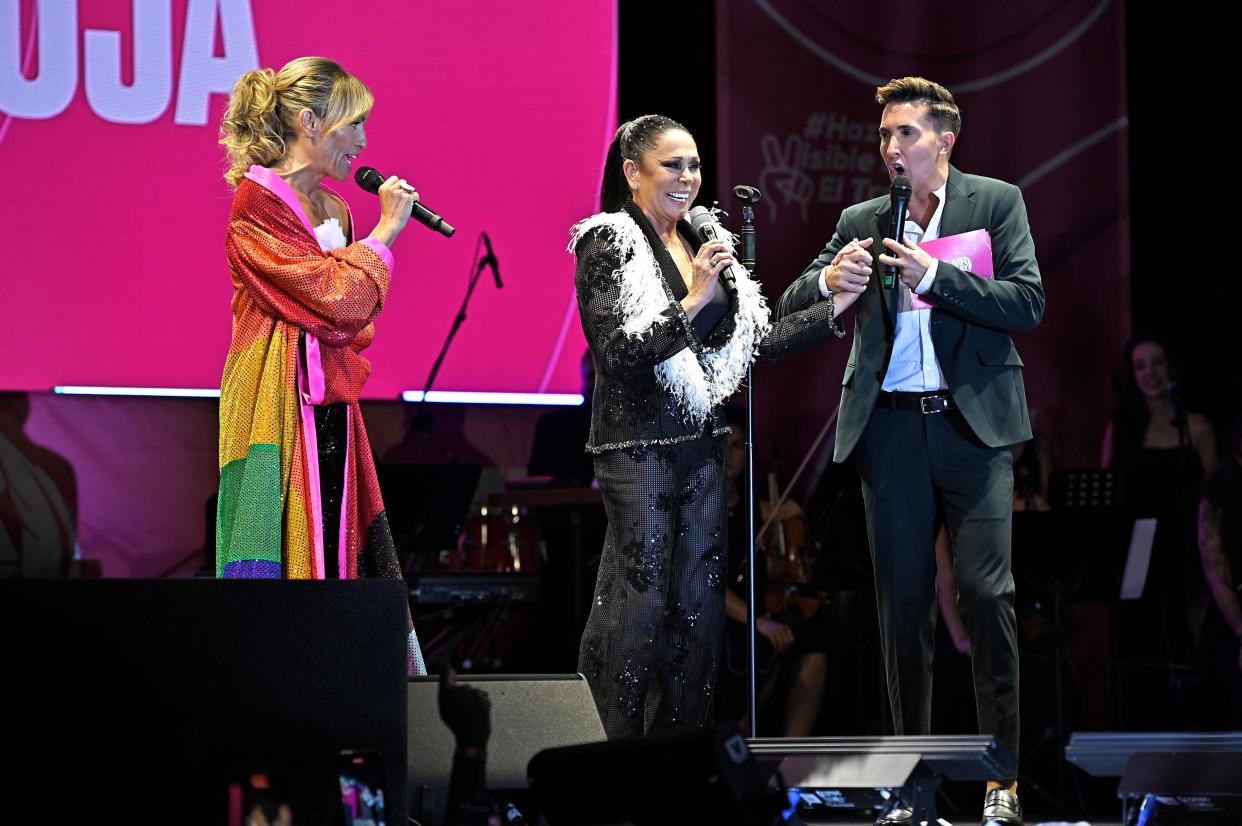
[{"xmin": 710, "ymin": 255, "xmax": 719, "ymax": 266}]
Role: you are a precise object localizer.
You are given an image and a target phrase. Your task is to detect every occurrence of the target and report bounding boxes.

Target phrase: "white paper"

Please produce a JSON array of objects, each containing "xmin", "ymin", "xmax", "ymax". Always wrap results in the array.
[{"xmin": 1119, "ymin": 518, "xmax": 1158, "ymax": 600}]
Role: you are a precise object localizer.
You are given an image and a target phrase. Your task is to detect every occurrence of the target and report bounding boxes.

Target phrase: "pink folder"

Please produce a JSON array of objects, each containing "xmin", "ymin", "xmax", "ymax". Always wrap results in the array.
[{"xmin": 910, "ymin": 228, "xmax": 993, "ymax": 310}]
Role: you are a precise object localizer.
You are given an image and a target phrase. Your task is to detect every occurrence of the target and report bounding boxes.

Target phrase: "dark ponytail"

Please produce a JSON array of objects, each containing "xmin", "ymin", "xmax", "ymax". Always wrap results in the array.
[
  {"xmin": 598, "ymin": 114, "xmax": 689, "ymax": 212},
  {"xmin": 1110, "ymin": 336, "xmax": 1174, "ymax": 468},
  {"xmin": 599, "ymin": 134, "xmax": 628, "ymax": 213}
]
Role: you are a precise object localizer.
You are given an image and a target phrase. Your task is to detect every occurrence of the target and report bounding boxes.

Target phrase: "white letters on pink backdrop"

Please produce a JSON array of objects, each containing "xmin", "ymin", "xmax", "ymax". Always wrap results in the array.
[{"xmin": 2, "ymin": 0, "xmax": 258, "ymax": 125}]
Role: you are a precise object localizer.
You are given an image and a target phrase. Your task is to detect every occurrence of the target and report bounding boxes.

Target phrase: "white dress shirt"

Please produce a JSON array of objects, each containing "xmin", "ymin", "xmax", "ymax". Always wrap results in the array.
[{"xmin": 821, "ymin": 181, "xmax": 948, "ymax": 391}]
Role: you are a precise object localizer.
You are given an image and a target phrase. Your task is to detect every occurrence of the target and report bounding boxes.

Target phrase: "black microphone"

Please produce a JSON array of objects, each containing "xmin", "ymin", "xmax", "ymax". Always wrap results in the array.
[
  {"xmin": 480, "ymin": 231, "xmax": 502, "ymax": 288},
  {"xmin": 688, "ymin": 205, "xmax": 747, "ymax": 285},
  {"xmin": 354, "ymin": 166, "xmax": 456, "ymax": 238},
  {"xmin": 883, "ymin": 175, "xmax": 912, "ymax": 289},
  {"xmin": 1166, "ymin": 378, "xmax": 1183, "ymax": 409}
]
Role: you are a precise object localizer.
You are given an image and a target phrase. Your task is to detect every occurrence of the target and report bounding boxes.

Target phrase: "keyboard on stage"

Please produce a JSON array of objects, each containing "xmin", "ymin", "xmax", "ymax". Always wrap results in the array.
[{"xmin": 408, "ymin": 572, "xmax": 540, "ymax": 605}]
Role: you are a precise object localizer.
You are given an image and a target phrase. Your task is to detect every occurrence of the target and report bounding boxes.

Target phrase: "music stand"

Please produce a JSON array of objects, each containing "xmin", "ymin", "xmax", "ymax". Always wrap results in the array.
[{"xmin": 1013, "ymin": 470, "xmax": 1150, "ymax": 810}]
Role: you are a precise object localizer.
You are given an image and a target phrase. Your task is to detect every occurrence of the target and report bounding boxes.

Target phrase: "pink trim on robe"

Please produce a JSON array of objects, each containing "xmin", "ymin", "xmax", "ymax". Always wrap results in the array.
[
  {"xmin": 244, "ymin": 165, "xmax": 316, "ymax": 235},
  {"xmin": 339, "ymin": 414, "xmax": 351, "ymax": 577},
  {"xmin": 297, "ymin": 345, "xmax": 327, "ymax": 579},
  {"xmin": 301, "ymin": 334, "xmax": 326, "ymax": 405}
]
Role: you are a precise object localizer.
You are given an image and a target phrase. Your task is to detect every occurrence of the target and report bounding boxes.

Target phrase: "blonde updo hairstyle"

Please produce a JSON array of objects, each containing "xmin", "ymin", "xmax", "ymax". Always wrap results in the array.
[{"xmin": 219, "ymin": 56, "xmax": 374, "ymax": 187}]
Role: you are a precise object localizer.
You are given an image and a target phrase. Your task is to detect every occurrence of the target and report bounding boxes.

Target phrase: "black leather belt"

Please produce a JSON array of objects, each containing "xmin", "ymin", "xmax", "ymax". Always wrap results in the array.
[{"xmin": 875, "ymin": 391, "xmax": 955, "ymax": 414}]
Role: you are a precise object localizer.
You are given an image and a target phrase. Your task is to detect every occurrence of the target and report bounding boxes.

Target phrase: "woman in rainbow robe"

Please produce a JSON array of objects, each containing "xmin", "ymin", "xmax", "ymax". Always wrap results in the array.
[{"xmin": 216, "ymin": 56, "xmax": 424, "ymax": 674}]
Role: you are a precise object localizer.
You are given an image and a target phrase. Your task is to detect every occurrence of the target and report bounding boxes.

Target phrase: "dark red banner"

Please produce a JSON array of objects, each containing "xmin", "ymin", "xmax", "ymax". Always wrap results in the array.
[{"xmin": 718, "ymin": 0, "xmax": 1129, "ymax": 470}]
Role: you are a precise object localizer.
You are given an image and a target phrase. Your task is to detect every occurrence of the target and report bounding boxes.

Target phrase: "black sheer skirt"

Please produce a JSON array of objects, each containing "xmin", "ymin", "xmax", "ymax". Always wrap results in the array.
[{"xmin": 314, "ymin": 402, "xmax": 348, "ymax": 579}]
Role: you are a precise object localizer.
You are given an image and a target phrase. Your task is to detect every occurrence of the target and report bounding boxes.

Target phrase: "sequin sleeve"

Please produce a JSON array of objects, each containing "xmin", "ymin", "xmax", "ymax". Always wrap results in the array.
[
  {"xmin": 226, "ymin": 209, "xmax": 391, "ymax": 348},
  {"xmin": 755, "ymin": 294, "xmax": 843, "ymax": 361},
  {"xmin": 575, "ymin": 229, "xmax": 691, "ymax": 374}
]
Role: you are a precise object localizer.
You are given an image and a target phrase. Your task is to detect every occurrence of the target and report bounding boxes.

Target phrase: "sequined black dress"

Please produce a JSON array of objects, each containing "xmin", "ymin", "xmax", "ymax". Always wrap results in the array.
[{"xmin": 574, "ymin": 203, "xmax": 842, "ymax": 738}]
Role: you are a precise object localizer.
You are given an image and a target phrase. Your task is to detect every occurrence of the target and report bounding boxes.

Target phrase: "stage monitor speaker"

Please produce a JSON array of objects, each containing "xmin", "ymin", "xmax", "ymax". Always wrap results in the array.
[
  {"xmin": 407, "ymin": 673, "xmax": 605, "ymax": 822},
  {"xmin": 0, "ymin": 579, "xmax": 410, "ymax": 825},
  {"xmin": 746, "ymin": 735, "xmax": 1012, "ymax": 824},
  {"xmin": 1067, "ymin": 732, "xmax": 1242, "ymax": 823},
  {"xmin": 1065, "ymin": 731, "xmax": 1242, "ymax": 778},
  {"xmin": 528, "ymin": 724, "xmax": 788, "ymax": 826}
]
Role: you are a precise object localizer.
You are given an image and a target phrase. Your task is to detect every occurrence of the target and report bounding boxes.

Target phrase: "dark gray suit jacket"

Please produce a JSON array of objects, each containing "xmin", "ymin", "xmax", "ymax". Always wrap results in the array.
[{"xmin": 777, "ymin": 166, "xmax": 1044, "ymax": 461}]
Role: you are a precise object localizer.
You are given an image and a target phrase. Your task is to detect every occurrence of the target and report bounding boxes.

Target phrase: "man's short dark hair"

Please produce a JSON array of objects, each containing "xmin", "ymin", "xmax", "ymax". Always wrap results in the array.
[{"xmin": 876, "ymin": 76, "xmax": 961, "ymax": 138}]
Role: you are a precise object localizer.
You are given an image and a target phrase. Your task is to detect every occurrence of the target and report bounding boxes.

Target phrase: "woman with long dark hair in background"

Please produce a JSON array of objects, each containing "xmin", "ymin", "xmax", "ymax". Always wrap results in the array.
[
  {"xmin": 1101, "ymin": 337, "xmax": 1215, "ymax": 724},
  {"xmin": 1101, "ymin": 338, "xmax": 1215, "ymax": 476}
]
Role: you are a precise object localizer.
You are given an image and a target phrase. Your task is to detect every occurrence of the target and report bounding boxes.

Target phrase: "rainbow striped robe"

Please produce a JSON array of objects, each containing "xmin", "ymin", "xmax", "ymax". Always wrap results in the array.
[{"xmin": 217, "ymin": 165, "xmax": 424, "ymax": 673}]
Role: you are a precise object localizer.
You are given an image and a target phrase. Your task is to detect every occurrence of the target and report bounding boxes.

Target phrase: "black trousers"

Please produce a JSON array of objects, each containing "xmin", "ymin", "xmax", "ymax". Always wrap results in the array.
[
  {"xmin": 578, "ymin": 435, "xmax": 728, "ymax": 739},
  {"xmin": 855, "ymin": 405, "xmax": 1019, "ymax": 778}
]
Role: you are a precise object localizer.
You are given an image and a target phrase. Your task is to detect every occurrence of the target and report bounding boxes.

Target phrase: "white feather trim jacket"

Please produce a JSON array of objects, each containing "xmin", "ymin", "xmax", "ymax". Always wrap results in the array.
[{"xmin": 570, "ymin": 202, "xmax": 843, "ymax": 453}]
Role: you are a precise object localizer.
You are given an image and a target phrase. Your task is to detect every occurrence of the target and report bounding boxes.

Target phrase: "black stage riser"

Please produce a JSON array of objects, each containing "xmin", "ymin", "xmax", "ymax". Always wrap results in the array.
[{"xmin": 0, "ymin": 579, "xmax": 410, "ymax": 825}]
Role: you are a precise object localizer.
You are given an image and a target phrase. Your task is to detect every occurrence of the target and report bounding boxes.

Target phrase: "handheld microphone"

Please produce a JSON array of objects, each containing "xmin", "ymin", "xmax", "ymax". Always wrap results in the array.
[
  {"xmin": 480, "ymin": 231, "xmax": 502, "ymax": 288},
  {"xmin": 354, "ymin": 166, "xmax": 456, "ymax": 238},
  {"xmin": 883, "ymin": 176, "xmax": 912, "ymax": 289},
  {"xmin": 688, "ymin": 205, "xmax": 747, "ymax": 285}
]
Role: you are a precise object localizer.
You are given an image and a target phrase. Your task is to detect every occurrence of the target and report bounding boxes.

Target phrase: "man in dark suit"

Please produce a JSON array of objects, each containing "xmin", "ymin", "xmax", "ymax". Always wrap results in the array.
[{"xmin": 777, "ymin": 77, "xmax": 1042, "ymax": 826}]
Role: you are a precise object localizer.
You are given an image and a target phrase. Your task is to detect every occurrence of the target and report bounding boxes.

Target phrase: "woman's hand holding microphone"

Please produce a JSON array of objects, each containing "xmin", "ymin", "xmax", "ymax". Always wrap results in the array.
[
  {"xmin": 681, "ymin": 239, "xmax": 733, "ymax": 321},
  {"xmin": 366, "ymin": 176, "xmax": 419, "ymax": 248}
]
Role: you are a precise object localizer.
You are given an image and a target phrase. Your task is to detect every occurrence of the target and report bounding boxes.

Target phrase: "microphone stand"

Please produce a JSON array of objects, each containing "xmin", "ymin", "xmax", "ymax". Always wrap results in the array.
[
  {"xmin": 413, "ymin": 234, "xmax": 500, "ymax": 461},
  {"xmin": 730, "ymin": 185, "xmax": 851, "ymax": 740},
  {"xmin": 735, "ymin": 186, "xmax": 760, "ymax": 739}
]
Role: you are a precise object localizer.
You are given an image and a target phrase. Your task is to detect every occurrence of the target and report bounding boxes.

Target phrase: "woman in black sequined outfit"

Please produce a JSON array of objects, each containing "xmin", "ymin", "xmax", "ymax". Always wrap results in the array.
[{"xmin": 571, "ymin": 115, "xmax": 855, "ymax": 738}]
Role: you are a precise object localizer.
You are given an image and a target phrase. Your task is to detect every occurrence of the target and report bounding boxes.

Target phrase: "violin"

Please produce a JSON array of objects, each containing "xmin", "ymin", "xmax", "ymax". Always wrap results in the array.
[{"xmin": 756, "ymin": 451, "xmax": 827, "ymax": 621}]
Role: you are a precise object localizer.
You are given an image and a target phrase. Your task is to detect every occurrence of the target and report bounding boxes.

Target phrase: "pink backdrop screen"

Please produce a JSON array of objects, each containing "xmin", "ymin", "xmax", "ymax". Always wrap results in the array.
[{"xmin": 1, "ymin": 0, "xmax": 615, "ymax": 397}]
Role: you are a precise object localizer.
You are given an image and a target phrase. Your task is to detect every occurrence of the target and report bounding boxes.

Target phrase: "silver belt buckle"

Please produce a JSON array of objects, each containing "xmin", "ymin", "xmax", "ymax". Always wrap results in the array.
[{"xmin": 920, "ymin": 395, "xmax": 949, "ymax": 414}]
